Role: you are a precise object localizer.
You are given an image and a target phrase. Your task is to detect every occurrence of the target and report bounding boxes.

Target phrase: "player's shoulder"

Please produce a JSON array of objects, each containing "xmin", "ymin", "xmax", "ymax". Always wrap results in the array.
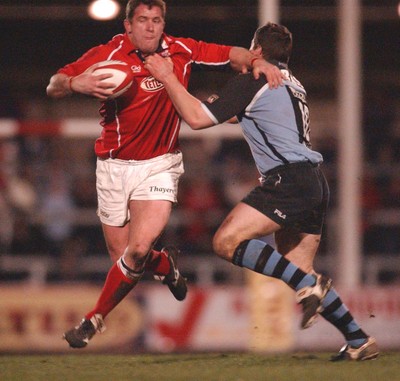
[
  {"xmin": 107, "ymin": 33, "xmax": 128, "ymax": 49},
  {"xmin": 163, "ymin": 33, "xmax": 224, "ymax": 50},
  {"xmin": 231, "ymin": 72, "xmax": 268, "ymax": 90},
  {"xmin": 164, "ymin": 34, "xmax": 198, "ymax": 49},
  {"xmin": 83, "ymin": 33, "xmax": 126, "ymax": 57}
]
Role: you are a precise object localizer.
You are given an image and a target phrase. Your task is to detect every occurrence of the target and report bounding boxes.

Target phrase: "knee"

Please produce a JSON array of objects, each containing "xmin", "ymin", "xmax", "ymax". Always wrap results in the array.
[
  {"xmin": 212, "ymin": 231, "xmax": 236, "ymax": 262},
  {"xmin": 124, "ymin": 243, "xmax": 151, "ymax": 269}
]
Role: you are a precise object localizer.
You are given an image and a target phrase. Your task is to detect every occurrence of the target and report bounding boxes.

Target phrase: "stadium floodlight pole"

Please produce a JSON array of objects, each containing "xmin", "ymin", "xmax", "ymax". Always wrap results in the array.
[
  {"xmin": 337, "ymin": 0, "xmax": 363, "ymax": 289},
  {"xmin": 258, "ymin": 0, "xmax": 279, "ymax": 25}
]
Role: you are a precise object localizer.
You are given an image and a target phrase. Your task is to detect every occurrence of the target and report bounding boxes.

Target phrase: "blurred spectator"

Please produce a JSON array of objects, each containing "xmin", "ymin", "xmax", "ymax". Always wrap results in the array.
[
  {"xmin": 362, "ymin": 174, "xmax": 400, "ymax": 255},
  {"xmin": 40, "ymin": 160, "xmax": 75, "ymax": 257},
  {"xmin": 213, "ymin": 140, "xmax": 259, "ymax": 206},
  {"xmin": 381, "ymin": 175, "xmax": 400, "ymax": 208},
  {"xmin": 0, "ymin": 142, "xmax": 12, "ymax": 252},
  {"xmin": 0, "ymin": 84, "xmax": 24, "ymax": 119},
  {"xmin": 363, "ymin": 88, "xmax": 396, "ymax": 163},
  {"xmin": 361, "ymin": 174, "xmax": 382, "ymax": 242},
  {"xmin": 9, "ymin": 212, "xmax": 45, "ymax": 255},
  {"xmin": 361, "ymin": 175, "xmax": 382, "ymax": 212},
  {"xmin": 219, "ymin": 155, "xmax": 259, "ymax": 207},
  {"xmin": 178, "ymin": 174, "xmax": 226, "ymax": 253},
  {"xmin": 0, "ymin": 139, "xmax": 38, "ymax": 255},
  {"xmin": 6, "ymin": 174, "xmax": 37, "ymax": 214},
  {"xmin": 71, "ymin": 174, "xmax": 98, "ymax": 208},
  {"xmin": 53, "ymin": 234, "xmax": 89, "ymax": 282},
  {"xmin": 0, "ymin": 194, "xmax": 13, "ymax": 253},
  {"xmin": 70, "ymin": 166, "xmax": 108, "ymax": 260}
]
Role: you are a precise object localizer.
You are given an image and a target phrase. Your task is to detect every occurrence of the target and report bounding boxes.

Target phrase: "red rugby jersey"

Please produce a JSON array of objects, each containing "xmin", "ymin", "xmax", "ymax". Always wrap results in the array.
[{"xmin": 58, "ymin": 33, "xmax": 232, "ymax": 160}]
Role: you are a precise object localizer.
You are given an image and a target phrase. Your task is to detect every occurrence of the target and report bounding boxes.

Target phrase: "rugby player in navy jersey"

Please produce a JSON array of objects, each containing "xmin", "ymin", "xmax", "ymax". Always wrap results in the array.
[{"xmin": 145, "ymin": 22, "xmax": 378, "ymax": 361}]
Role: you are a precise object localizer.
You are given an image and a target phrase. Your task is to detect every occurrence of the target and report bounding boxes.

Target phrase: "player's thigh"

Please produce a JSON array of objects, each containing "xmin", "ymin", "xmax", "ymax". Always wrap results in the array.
[
  {"xmin": 214, "ymin": 202, "xmax": 281, "ymax": 254},
  {"xmin": 127, "ymin": 199, "xmax": 172, "ymax": 253},
  {"xmin": 275, "ymin": 227, "xmax": 321, "ymax": 273}
]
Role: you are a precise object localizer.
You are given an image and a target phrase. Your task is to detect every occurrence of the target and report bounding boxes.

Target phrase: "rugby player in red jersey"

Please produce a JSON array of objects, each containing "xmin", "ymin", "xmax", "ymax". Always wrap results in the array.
[{"xmin": 47, "ymin": 0, "xmax": 284, "ymax": 348}]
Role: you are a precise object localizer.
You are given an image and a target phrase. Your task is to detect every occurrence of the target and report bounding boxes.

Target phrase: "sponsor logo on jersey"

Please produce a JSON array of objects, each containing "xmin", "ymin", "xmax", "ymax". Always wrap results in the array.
[
  {"xmin": 131, "ymin": 65, "xmax": 141, "ymax": 73},
  {"xmin": 140, "ymin": 76, "xmax": 164, "ymax": 92}
]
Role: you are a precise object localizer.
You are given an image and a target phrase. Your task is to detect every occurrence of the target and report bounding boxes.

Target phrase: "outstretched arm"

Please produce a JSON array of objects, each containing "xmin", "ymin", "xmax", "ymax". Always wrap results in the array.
[
  {"xmin": 229, "ymin": 46, "xmax": 283, "ymax": 88},
  {"xmin": 144, "ymin": 55, "xmax": 215, "ymax": 130}
]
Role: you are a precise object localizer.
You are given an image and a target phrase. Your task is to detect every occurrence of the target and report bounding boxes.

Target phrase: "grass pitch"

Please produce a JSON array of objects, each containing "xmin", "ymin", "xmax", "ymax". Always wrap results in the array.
[{"xmin": 0, "ymin": 352, "xmax": 398, "ymax": 381}]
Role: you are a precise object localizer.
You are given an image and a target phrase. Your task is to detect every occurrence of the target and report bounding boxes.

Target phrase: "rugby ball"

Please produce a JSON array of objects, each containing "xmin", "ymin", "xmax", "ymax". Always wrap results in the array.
[{"xmin": 90, "ymin": 60, "xmax": 134, "ymax": 99}]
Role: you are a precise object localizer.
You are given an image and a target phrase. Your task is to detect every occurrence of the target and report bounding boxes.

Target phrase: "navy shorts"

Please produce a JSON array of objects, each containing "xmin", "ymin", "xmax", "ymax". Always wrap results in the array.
[{"xmin": 242, "ymin": 162, "xmax": 330, "ymax": 234}]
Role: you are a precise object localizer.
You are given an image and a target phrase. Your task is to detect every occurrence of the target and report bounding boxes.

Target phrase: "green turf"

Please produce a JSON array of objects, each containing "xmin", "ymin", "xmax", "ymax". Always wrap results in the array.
[{"xmin": 0, "ymin": 352, "xmax": 399, "ymax": 381}]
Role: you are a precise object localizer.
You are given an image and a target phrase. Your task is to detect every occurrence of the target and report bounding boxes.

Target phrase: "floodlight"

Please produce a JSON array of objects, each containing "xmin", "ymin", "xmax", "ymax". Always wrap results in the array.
[{"xmin": 88, "ymin": 0, "xmax": 121, "ymax": 21}]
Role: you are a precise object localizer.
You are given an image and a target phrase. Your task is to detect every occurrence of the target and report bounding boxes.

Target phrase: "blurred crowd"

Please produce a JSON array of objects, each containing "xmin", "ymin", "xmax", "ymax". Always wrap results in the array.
[{"xmin": 0, "ymin": 85, "xmax": 399, "ymax": 285}]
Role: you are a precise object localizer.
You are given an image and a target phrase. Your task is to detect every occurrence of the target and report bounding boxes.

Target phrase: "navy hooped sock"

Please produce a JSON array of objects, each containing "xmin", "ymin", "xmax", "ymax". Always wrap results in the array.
[
  {"xmin": 320, "ymin": 288, "xmax": 368, "ymax": 348},
  {"xmin": 232, "ymin": 239, "xmax": 317, "ymax": 291}
]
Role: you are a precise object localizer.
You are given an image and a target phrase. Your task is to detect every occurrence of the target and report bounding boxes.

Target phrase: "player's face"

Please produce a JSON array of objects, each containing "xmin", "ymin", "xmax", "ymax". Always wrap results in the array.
[{"xmin": 124, "ymin": 4, "xmax": 165, "ymax": 54}]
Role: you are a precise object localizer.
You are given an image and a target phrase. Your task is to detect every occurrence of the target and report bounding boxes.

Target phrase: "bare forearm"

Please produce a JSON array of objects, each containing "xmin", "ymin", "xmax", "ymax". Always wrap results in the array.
[
  {"xmin": 144, "ymin": 54, "xmax": 216, "ymax": 129},
  {"xmin": 162, "ymin": 74, "xmax": 214, "ymax": 130},
  {"xmin": 229, "ymin": 46, "xmax": 284, "ymax": 86},
  {"xmin": 46, "ymin": 73, "xmax": 73, "ymax": 98},
  {"xmin": 229, "ymin": 47, "xmax": 254, "ymax": 72}
]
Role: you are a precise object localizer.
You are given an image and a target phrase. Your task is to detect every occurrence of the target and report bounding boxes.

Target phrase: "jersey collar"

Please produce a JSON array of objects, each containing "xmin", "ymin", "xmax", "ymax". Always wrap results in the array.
[
  {"xmin": 124, "ymin": 32, "xmax": 171, "ymax": 61},
  {"xmin": 269, "ymin": 59, "xmax": 289, "ymax": 70}
]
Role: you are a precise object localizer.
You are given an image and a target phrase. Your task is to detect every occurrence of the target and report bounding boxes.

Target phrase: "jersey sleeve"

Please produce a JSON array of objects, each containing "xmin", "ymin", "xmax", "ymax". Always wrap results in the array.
[
  {"xmin": 57, "ymin": 45, "xmax": 111, "ymax": 76},
  {"xmin": 181, "ymin": 38, "xmax": 232, "ymax": 68},
  {"xmin": 202, "ymin": 73, "xmax": 267, "ymax": 124}
]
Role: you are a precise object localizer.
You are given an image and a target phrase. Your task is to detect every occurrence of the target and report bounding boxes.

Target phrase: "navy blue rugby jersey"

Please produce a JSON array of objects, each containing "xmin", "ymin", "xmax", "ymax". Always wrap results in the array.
[{"xmin": 201, "ymin": 66, "xmax": 323, "ymax": 177}]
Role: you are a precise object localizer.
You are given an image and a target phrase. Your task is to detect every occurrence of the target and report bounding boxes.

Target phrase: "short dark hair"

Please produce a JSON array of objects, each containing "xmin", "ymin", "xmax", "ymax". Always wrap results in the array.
[
  {"xmin": 125, "ymin": 0, "xmax": 166, "ymax": 20},
  {"xmin": 252, "ymin": 22, "xmax": 292, "ymax": 64}
]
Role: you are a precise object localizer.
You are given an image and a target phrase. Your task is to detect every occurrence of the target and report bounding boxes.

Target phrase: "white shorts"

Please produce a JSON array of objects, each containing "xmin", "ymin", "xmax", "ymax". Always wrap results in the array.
[{"xmin": 96, "ymin": 151, "xmax": 184, "ymax": 226}]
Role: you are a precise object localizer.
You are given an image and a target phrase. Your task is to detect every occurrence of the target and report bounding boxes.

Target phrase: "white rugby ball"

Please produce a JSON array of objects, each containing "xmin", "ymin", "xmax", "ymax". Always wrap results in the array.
[{"xmin": 90, "ymin": 60, "xmax": 134, "ymax": 99}]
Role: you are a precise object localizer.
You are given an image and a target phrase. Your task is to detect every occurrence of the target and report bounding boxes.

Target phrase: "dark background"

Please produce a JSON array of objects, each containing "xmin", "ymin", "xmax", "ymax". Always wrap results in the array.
[{"xmin": 0, "ymin": 0, "xmax": 398, "ymax": 103}]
